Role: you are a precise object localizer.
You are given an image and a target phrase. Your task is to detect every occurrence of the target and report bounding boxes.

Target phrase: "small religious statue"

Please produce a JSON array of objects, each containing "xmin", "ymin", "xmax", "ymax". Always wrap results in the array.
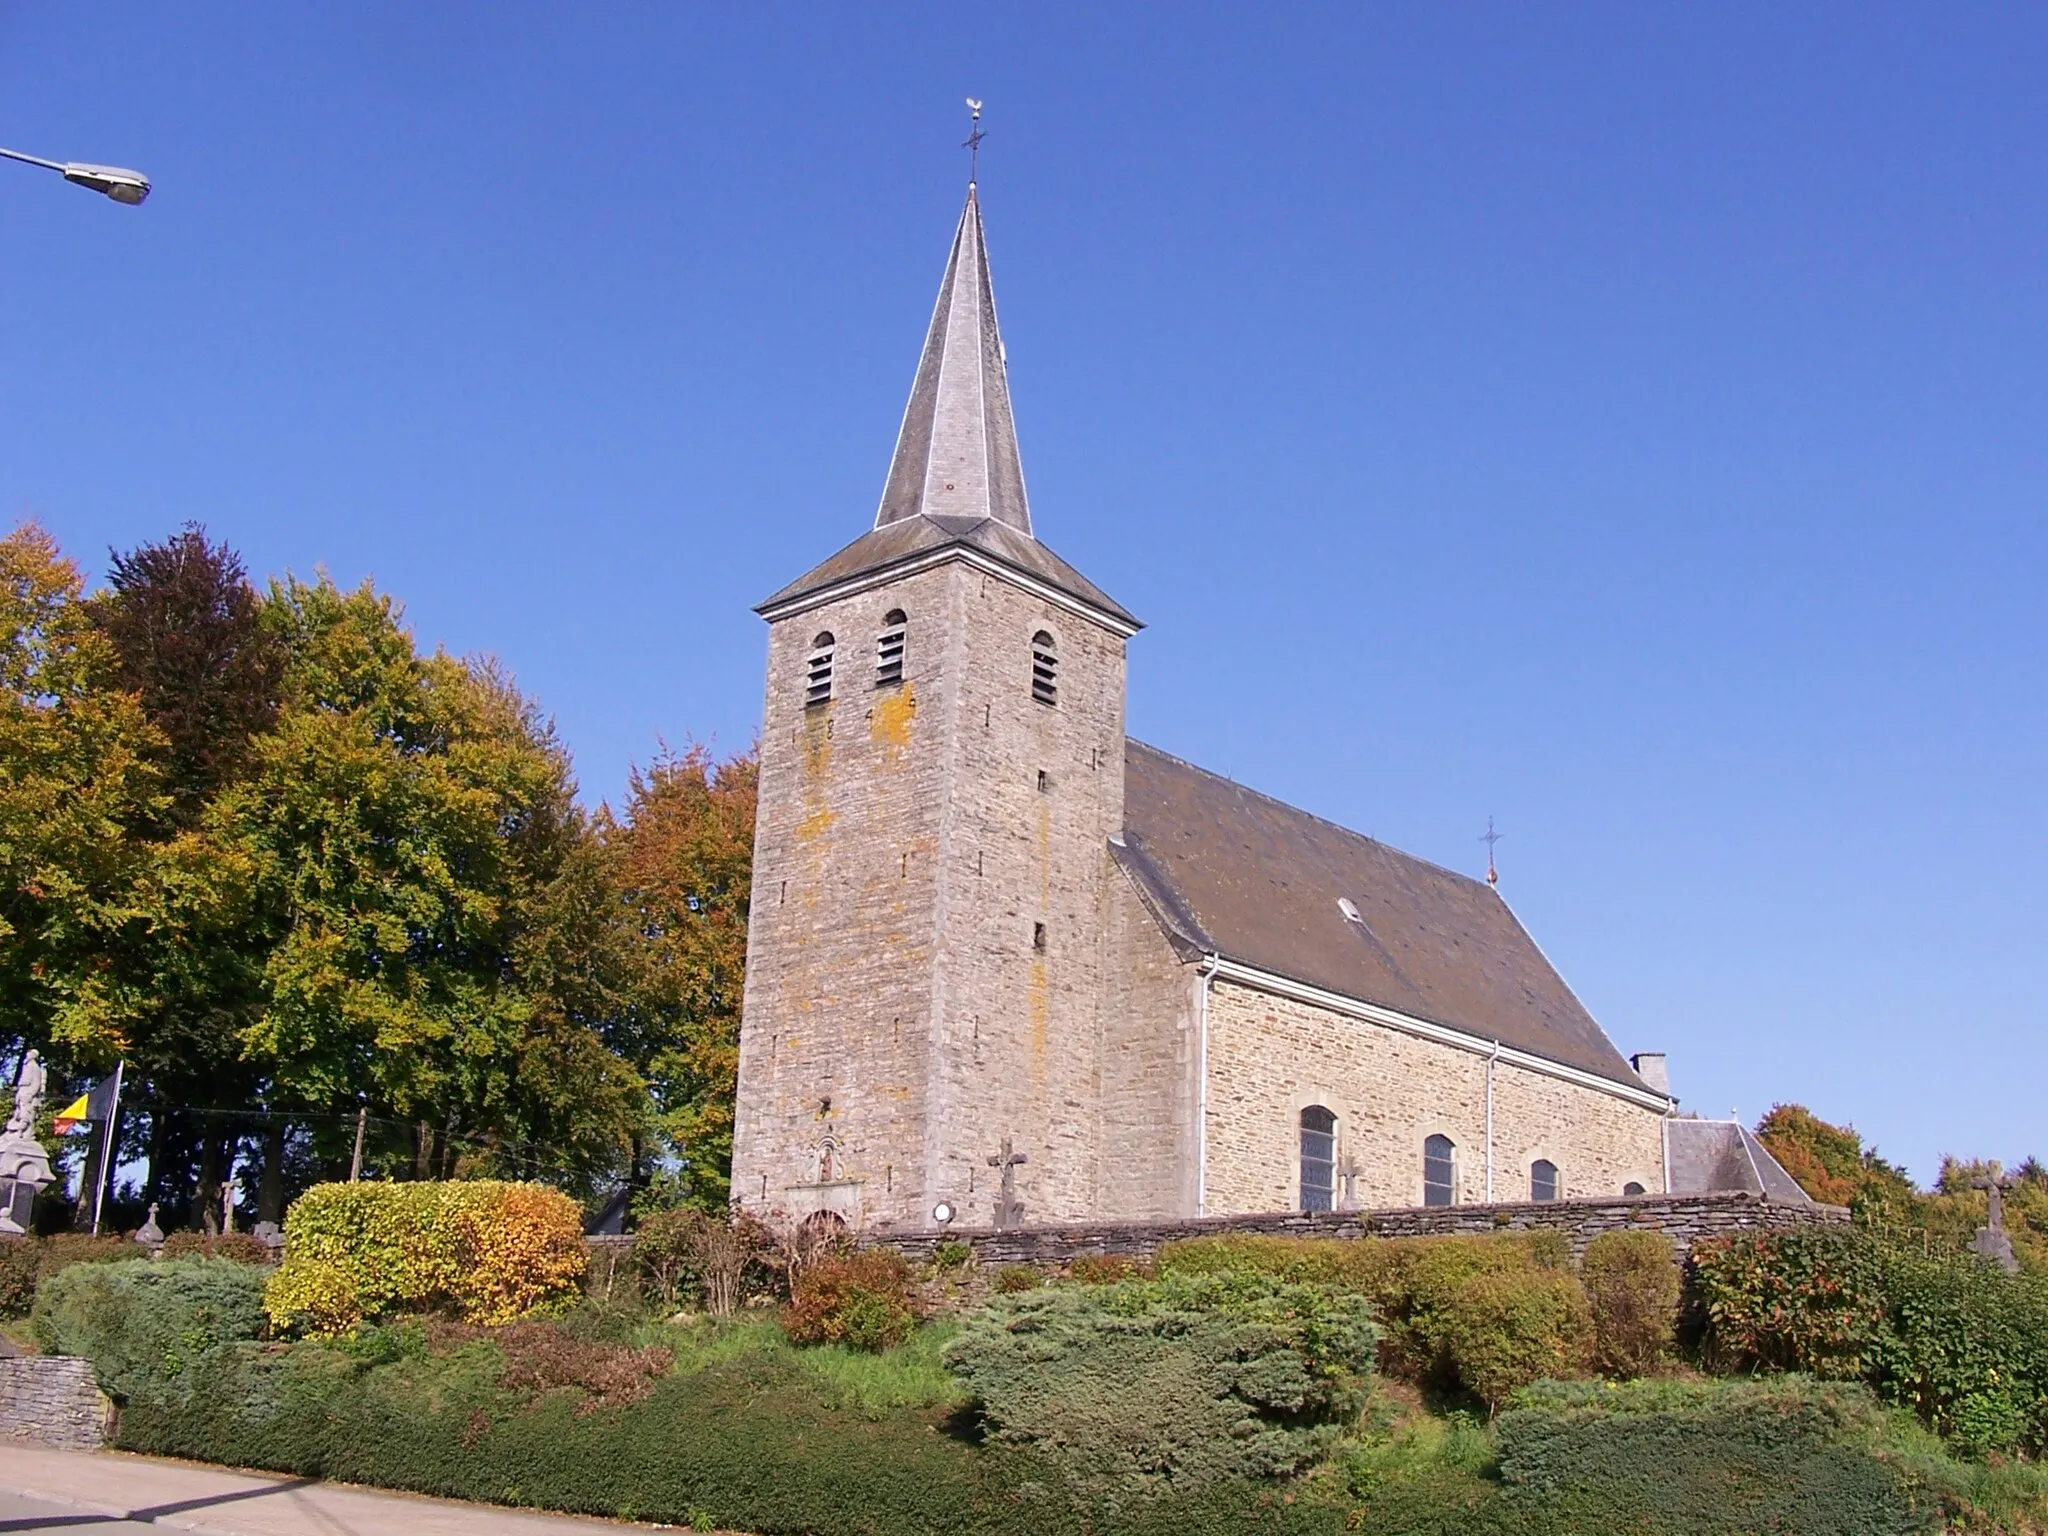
[
  {"xmin": 0, "ymin": 1051, "xmax": 54, "ymax": 1235},
  {"xmin": 1973, "ymin": 1170, "xmax": 2021, "ymax": 1274},
  {"xmin": 5, "ymin": 1050, "xmax": 44, "ymax": 1139},
  {"xmin": 988, "ymin": 1138, "xmax": 1028, "ymax": 1229}
]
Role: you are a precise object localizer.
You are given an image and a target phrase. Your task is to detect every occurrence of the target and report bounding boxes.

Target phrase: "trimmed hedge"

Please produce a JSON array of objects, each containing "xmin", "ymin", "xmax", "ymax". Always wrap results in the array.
[
  {"xmin": 1491, "ymin": 1379, "xmax": 1927, "ymax": 1535},
  {"xmin": 944, "ymin": 1271, "xmax": 1377, "ymax": 1493},
  {"xmin": 1580, "ymin": 1231, "xmax": 1679, "ymax": 1377},
  {"xmin": 266, "ymin": 1180, "xmax": 586, "ymax": 1334},
  {"xmin": 116, "ymin": 1331, "xmax": 1351, "ymax": 1536},
  {"xmin": 33, "ymin": 1258, "xmax": 269, "ymax": 1404}
]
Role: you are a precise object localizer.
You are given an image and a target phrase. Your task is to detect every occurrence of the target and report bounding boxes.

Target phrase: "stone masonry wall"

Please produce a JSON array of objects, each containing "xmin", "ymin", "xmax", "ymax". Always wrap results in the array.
[
  {"xmin": 1093, "ymin": 864, "xmax": 1200, "ymax": 1219},
  {"xmin": 877, "ymin": 1191, "xmax": 1846, "ymax": 1269},
  {"xmin": 1202, "ymin": 979, "xmax": 1665, "ymax": 1214},
  {"xmin": 0, "ymin": 1356, "xmax": 111, "ymax": 1450}
]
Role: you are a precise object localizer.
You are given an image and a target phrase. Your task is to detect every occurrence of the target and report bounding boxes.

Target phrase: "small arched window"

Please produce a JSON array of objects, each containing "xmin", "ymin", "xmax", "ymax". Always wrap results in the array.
[
  {"xmin": 1030, "ymin": 630, "xmax": 1058, "ymax": 706},
  {"xmin": 1299, "ymin": 1106, "xmax": 1336, "ymax": 1213},
  {"xmin": 1530, "ymin": 1159, "xmax": 1559, "ymax": 1203},
  {"xmin": 876, "ymin": 610, "xmax": 907, "ymax": 688},
  {"xmin": 1423, "ymin": 1135, "xmax": 1456, "ymax": 1208},
  {"xmin": 1622, "ymin": 1181, "xmax": 1647, "ymax": 1197},
  {"xmin": 805, "ymin": 632, "xmax": 835, "ymax": 707}
]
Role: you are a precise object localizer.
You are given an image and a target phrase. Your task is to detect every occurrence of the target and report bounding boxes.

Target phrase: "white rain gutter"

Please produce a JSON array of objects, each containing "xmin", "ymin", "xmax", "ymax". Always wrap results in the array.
[
  {"xmin": 1196, "ymin": 954, "xmax": 1220, "ymax": 1216},
  {"xmin": 1484, "ymin": 1040, "xmax": 1500, "ymax": 1202}
]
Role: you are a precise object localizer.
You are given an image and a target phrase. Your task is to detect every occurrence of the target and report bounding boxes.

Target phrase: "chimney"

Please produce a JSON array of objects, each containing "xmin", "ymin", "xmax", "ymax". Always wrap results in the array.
[{"xmin": 1631, "ymin": 1052, "xmax": 1670, "ymax": 1097}]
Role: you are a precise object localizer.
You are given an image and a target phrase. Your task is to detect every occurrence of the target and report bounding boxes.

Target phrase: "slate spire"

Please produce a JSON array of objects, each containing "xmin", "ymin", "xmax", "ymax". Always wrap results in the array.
[{"xmin": 874, "ymin": 185, "xmax": 1033, "ymax": 536}]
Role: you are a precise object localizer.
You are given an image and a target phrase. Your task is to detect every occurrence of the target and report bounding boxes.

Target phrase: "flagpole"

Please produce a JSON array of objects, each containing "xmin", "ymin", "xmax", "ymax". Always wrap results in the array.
[{"xmin": 90, "ymin": 1061, "xmax": 124, "ymax": 1236}]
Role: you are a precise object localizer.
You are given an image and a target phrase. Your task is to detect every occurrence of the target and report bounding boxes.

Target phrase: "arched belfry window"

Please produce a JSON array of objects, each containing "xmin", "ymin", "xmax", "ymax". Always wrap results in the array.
[
  {"xmin": 805, "ymin": 632, "xmax": 835, "ymax": 707},
  {"xmin": 1423, "ymin": 1135, "xmax": 1456, "ymax": 1208},
  {"xmin": 875, "ymin": 610, "xmax": 907, "ymax": 687},
  {"xmin": 1030, "ymin": 631, "xmax": 1058, "ymax": 706},
  {"xmin": 1530, "ymin": 1159, "xmax": 1559, "ymax": 1203},
  {"xmin": 1299, "ymin": 1106, "xmax": 1336, "ymax": 1213},
  {"xmin": 1622, "ymin": 1181, "xmax": 1647, "ymax": 1197}
]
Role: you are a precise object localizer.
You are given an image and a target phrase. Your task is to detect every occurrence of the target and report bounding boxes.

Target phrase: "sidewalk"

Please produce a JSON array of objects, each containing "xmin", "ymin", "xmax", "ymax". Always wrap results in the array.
[{"xmin": 0, "ymin": 1442, "xmax": 696, "ymax": 1535}]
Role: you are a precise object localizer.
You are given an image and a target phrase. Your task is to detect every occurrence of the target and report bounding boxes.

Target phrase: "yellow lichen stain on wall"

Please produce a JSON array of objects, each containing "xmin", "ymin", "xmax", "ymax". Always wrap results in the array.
[
  {"xmin": 870, "ymin": 682, "xmax": 916, "ymax": 764},
  {"xmin": 795, "ymin": 802, "xmax": 836, "ymax": 843},
  {"xmin": 1029, "ymin": 958, "xmax": 1048, "ymax": 1076}
]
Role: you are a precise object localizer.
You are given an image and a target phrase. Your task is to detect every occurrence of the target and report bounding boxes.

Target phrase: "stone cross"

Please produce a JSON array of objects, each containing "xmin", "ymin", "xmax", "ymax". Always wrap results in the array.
[
  {"xmin": 988, "ymin": 1138, "xmax": 1028, "ymax": 1229},
  {"xmin": 1972, "ymin": 1171, "xmax": 2020, "ymax": 1274}
]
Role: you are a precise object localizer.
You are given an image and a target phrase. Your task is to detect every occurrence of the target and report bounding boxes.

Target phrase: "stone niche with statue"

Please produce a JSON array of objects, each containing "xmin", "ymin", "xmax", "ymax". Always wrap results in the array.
[{"xmin": 0, "ymin": 1050, "xmax": 55, "ymax": 1234}]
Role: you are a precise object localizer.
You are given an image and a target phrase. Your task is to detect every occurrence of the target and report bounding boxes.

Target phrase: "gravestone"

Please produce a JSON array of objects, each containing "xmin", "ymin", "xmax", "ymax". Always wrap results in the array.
[
  {"xmin": 0, "ymin": 1051, "xmax": 53, "ymax": 1236},
  {"xmin": 1972, "ymin": 1172, "xmax": 2021, "ymax": 1274}
]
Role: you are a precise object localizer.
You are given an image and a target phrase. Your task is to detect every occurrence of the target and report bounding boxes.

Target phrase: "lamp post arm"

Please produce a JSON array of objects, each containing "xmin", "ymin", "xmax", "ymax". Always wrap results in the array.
[{"xmin": 0, "ymin": 146, "xmax": 67, "ymax": 173}]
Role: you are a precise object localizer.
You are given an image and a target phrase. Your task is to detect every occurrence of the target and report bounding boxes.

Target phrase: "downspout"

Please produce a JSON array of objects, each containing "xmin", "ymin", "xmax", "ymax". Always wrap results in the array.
[
  {"xmin": 1484, "ymin": 1040, "xmax": 1500, "ymax": 1203},
  {"xmin": 1196, "ymin": 954, "xmax": 1220, "ymax": 1216}
]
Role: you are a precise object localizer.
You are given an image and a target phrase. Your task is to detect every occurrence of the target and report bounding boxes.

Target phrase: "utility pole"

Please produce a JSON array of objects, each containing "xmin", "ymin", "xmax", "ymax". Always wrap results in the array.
[{"xmin": 349, "ymin": 1107, "xmax": 367, "ymax": 1181}]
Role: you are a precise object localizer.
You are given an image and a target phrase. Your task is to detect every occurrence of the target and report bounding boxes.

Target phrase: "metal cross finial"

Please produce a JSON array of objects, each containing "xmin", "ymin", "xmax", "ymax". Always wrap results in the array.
[
  {"xmin": 963, "ymin": 98, "xmax": 986, "ymax": 185},
  {"xmin": 1480, "ymin": 817, "xmax": 1503, "ymax": 887}
]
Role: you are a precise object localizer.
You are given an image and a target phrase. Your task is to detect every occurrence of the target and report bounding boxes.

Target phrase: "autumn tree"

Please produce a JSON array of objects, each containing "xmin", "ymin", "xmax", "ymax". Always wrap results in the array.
[
  {"xmin": 0, "ymin": 523, "xmax": 164, "ymax": 1076},
  {"xmin": 96, "ymin": 526, "xmax": 284, "ymax": 828},
  {"xmin": 608, "ymin": 742, "xmax": 757, "ymax": 1210}
]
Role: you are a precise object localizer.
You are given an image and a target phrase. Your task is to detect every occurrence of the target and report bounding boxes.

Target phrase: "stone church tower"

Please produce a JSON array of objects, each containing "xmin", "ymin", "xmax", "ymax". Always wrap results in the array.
[{"xmin": 730, "ymin": 184, "xmax": 1142, "ymax": 1231}]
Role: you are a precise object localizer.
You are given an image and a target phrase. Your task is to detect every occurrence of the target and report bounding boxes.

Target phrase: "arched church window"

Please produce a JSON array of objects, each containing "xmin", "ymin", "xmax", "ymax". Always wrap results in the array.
[
  {"xmin": 1299, "ymin": 1106, "xmax": 1336, "ymax": 1213},
  {"xmin": 1423, "ymin": 1135, "xmax": 1456, "ymax": 1208},
  {"xmin": 805, "ymin": 632, "xmax": 835, "ymax": 707},
  {"xmin": 1030, "ymin": 631, "xmax": 1058, "ymax": 706},
  {"xmin": 1530, "ymin": 1159, "xmax": 1559, "ymax": 1202},
  {"xmin": 876, "ymin": 610, "xmax": 907, "ymax": 688},
  {"xmin": 1622, "ymin": 1181, "xmax": 1647, "ymax": 1197}
]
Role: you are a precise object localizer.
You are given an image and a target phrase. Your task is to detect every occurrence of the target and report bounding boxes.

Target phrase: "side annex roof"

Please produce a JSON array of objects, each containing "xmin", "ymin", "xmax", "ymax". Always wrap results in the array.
[{"xmin": 1114, "ymin": 739, "xmax": 1652, "ymax": 1095}]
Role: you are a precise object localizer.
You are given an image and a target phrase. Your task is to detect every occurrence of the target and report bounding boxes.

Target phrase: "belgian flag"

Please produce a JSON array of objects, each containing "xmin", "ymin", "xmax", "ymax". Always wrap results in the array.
[{"xmin": 52, "ymin": 1076, "xmax": 120, "ymax": 1134}]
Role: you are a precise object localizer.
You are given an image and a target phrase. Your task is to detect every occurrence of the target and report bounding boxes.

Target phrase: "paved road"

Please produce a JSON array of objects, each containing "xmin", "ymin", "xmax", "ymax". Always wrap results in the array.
[{"xmin": 0, "ymin": 1445, "xmax": 689, "ymax": 1535}]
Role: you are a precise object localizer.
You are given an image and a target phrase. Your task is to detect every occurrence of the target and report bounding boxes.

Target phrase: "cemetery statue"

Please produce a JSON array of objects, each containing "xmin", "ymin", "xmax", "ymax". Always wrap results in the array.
[
  {"xmin": 0, "ymin": 1051, "xmax": 54, "ymax": 1236},
  {"xmin": 5, "ymin": 1050, "xmax": 44, "ymax": 1139}
]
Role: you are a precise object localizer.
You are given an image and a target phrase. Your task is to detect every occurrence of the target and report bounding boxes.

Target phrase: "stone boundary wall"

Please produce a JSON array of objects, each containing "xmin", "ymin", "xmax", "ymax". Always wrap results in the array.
[
  {"xmin": 0, "ymin": 1356, "xmax": 112, "ymax": 1450},
  {"xmin": 869, "ymin": 1192, "xmax": 1847, "ymax": 1269}
]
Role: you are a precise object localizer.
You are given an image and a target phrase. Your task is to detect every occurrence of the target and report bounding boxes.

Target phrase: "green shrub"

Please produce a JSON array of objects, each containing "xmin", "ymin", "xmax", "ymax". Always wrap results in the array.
[
  {"xmin": 1069, "ymin": 1255, "xmax": 1148, "ymax": 1285},
  {"xmin": 1580, "ymin": 1231, "xmax": 1678, "ymax": 1377},
  {"xmin": 1859, "ymin": 1247, "xmax": 2048, "ymax": 1458},
  {"xmin": 1494, "ymin": 1377, "xmax": 1923, "ymax": 1535},
  {"xmin": 33, "ymin": 1258, "xmax": 268, "ymax": 1403},
  {"xmin": 265, "ymin": 1180, "xmax": 587, "ymax": 1335},
  {"xmin": 1688, "ymin": 1227, "xmax": 1887, "ymax": 1378},
  {"xmin": 1432, "ymin": 1269, "xmax": 1591, "ymax": 1411},
  {"xmin": 633, "ymin": 1208, "xmax": 775, "ymax": 1314},
  {"xmin": 783, "ymin": 1250, "xmax": 916, "ymax": 1352},
  {"xmin": 991, "ymin": 1264, "xmax": 1041, "ymax": 1294},
  {"xmin": 944, "ymin": 1271, "xmax": 1377, "ymax": 1494},
  {"xmin": 931, "ymin": 1240, "xmax": 975, "ymax": 1272}
]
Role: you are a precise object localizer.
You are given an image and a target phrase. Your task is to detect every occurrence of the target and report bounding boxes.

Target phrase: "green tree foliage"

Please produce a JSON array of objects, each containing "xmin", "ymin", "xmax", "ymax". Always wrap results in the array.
[
  {"xmin": 0, "ymin": 523, "xmax": 164, "ymax": 1069},
  {"xmin": 606, "ymin": 743, "xmax": 756, "ymax": 1208}
]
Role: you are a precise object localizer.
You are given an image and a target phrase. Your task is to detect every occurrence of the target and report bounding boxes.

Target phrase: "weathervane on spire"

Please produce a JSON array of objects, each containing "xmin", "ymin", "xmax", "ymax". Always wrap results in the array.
[
  {"xmin": 963, "ymin": 98, "xmax": 985, "ymax": 184},
  {"xmin": 1481, "ymin": 816, "xmax": 1503, "ymax": 887}
]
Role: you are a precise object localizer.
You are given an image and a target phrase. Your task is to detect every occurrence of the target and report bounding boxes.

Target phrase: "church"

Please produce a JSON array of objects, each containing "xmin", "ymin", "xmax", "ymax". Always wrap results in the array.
[{"xmin": 729, "ymin": 182, "xmax": 1786, "ymax": 1231}]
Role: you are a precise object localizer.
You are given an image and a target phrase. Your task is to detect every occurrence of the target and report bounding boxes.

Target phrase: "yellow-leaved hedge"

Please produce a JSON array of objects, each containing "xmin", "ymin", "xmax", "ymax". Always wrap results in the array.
[{"xmin": 265, "ymin": 1180, "xmax": 587, "ymax": 1335}]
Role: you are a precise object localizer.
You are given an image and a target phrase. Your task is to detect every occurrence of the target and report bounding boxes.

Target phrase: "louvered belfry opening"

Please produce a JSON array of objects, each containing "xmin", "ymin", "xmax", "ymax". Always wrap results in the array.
[
  {"xmin": 1299, "ymin": 1106, "xmax": 1336, "ymax": 1213},
  {"xmin": 805, "ymin": 632, "xmax": 835, "ymax": 707},
  {"xmin": 876, "ymin": 610, "xmax": 907, "ymax": 687},
  {"xmin": 1030, "ymin": 630, "xmax": 1057, "ymax": 705}
]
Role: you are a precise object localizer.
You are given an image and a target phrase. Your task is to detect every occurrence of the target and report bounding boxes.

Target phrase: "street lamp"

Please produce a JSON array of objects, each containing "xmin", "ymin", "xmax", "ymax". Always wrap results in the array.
[{"xmin": 0, "ymin": 145, "xmax": 150, "ymax": 205}]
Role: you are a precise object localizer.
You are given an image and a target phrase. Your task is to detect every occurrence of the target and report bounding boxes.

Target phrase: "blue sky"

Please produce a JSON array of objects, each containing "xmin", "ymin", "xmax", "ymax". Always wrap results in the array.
[{"xmin": 4, "ymin": 4, "xmax": 2044, "ymax": 1184}]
